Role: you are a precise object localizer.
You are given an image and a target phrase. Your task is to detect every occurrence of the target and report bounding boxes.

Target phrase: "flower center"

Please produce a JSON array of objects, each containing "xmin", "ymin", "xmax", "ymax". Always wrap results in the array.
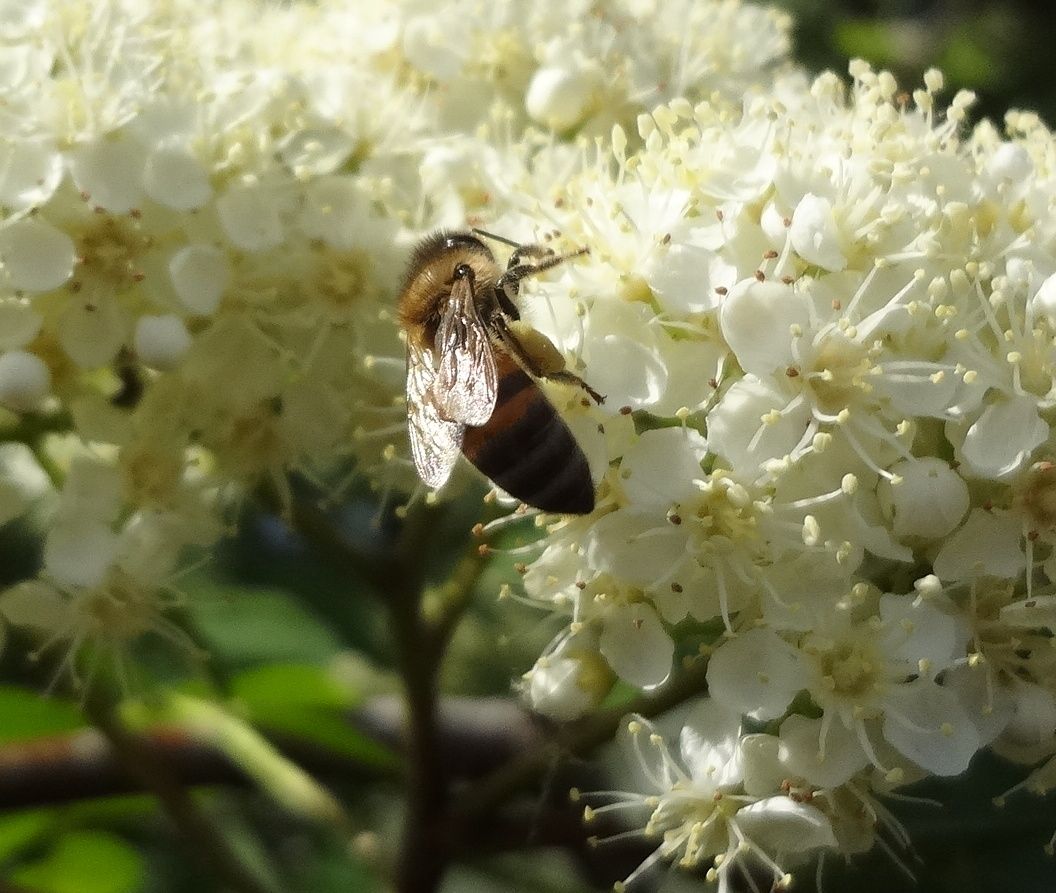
[
  {"xmin": 1018, "ymin": 462, "xmax": 1056, "ymax": 529},
  {"xmin": 690, "ymin": 472, "xmax": 760, "ymax": 548},
  {"xmin": 803, "ymin": 333, "xmax": 875, "ymax": 415},
  {"xmin": 75, "ymin": 215, "xmax": 153, "ymax": 291}
]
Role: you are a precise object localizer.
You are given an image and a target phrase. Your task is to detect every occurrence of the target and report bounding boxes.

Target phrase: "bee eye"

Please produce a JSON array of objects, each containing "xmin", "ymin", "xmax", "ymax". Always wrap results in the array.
[{"xmin": 453, "ymin": 263, "xmax": 474, "ymax": 282}]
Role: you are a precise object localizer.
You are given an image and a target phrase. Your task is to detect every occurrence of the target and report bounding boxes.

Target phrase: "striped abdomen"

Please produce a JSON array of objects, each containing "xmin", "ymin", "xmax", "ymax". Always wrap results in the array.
[{"xmin": 462, "ymin": 357, "xmax": 595, "ymax": 514}]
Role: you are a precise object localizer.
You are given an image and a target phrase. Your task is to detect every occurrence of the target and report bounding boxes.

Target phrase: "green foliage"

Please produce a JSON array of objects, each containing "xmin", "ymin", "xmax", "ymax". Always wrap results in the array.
[
  {"xmin": 0, "ymin": 687, "xmax": 82, "ymax": 743},
  {"xmin": 230, "ymin": 664, "xmax": 397, "ymax": 770},
  {"xmin": 8, "ymin": 831, "xmax": 144, "ymax": 893}
]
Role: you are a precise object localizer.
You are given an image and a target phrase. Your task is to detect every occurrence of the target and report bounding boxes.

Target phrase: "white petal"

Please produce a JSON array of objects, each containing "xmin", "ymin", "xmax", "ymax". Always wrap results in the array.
[
  {"xmin": 720, "ymin": 280, "xmax": 809, "ymax": 377},
  {"xmin": 143, "ymin": 144, "xmax": 212, "ymax": 210},
  {"xmin": 1032, "ymin": 272, "xmax": 1056, "ymax": 328},
  {"xmin": 1000, "ymin": 595, "xmax": 1056, "ymax": 631},
  {"xmin": 883, "ymin": 679, "xmax": 980, "ymax": 776},
  {"xmin": 932, "ymin": 509, "xmax": 1025, "ymax": 582},
  {"xmin": 301, "ymin": 177, "xmax": 371, "ymax": 250},
  {"xmin": 620, "ymin": 427, "xmax": 707, "ymax": 508},
  {"xmin": 1001, "ymin": 681, "xmax": 1056, "ymax": 749},
  {"xmin": 599, "ymin": 602, "xmax": 673, "ymax": 689},
  {"xmin": 740, "ymin": 733, "xmax": 785, "ymax": 797},
  {"xmin": 0, "ymin": 580, "xmax": 68, "ymax": 631},
  {"xmin": 581, "ymin": 332, "xmax": 667, "ymax": 409},
  {"xmin": 942, "ymin": 664, "xmax": 1013, "ymax": 747},
  {"xmin": 585, "ymin": 509, "xmax": 689, "ymax": 587},
  {"xmin": 987, "ymin": 143, "xmax": 1032, "ymax": 181},
  {"xmin": 57, "ymin": 297, "xmax": 128, "ymax": 368},
  {"xmin": 528, "ymin": 657, "xmax": 596, "ymax": 721},
  {"xmin": 645, "ymin": 242, "xmax": 722, "ymax": 315},
  {"xmin": 707, "ymin": 628, "xmax": 808, "ymax": 719},
  {"xmin": 0, "ymin": 298, "xmax": 42, "ymax": 349},
  {"xmin": 735, "ymin": 797, "xmax": 837, "ymax": 852},
  {"xmin": 0, "ymin": 218, "xmax": 76, "ymax": 292},
  {"xmin": 959, "ymin": 396, "xmax": 1047, "ymax": 479},
  {"xmin": 0, "ymin": 350, "xmax": 50, "ymax": 410},
  {"xmin": 69, "ymin": 135, "xmax": 146, "ymax": 213},
  {"xmin": 0, "ymin": 442, "xmax": 51, "ymax": 526},
  {"xmin": 879, "ymin": 593, "xmax": 966, "ymax": 674},
  {"xmin": 881, "ymin": 458, "xmax": 969, "ymax": 539},
  {"xmin": 789, "ymin": 193, "xmax": 846, "ymax": 271},
  {"xmin": 779, "ymin": 714, "xmax": 868, "ymax": 788},
  {"xmin": 216, "ymin": 184, "xmax": 284, "ymax": 251},
  {"xmin": 708, "ymin": 375, "xmax": 811, "ymax": 472},
  {"xmin": 276, "ymin": 127, "xmax": 355, "ymax": 177},
  {"xmin": 134, "ymin": 314, "xmax": 192, "ymax": 369},
  {"xmin": 873, "ymin": 363, "xmax": 960, "ymax": 419},
  {"xmin": 58, "ymin": 456, "xmax": 123, "ymax": 522},
  {"xmin": 679, "ymin": 699, "xmax": 744, "ymax": 789},
  {"xmin": 0, "ymin": 0, "xmax": 46, "ymax": 38},
  {"xmin": 43, "ymin": 519, "xmax": 119, "ymax": 588},
  {"xmin": 169, "ymin": 244, "xmax": 230, "ymax": 315},
  {"xmin": 525, "ymin": 65, "xmax": 597, "ymax": 131},
  {"xmin": 0, "ymin": 139, "xmax": 63, "ymax": 208}
]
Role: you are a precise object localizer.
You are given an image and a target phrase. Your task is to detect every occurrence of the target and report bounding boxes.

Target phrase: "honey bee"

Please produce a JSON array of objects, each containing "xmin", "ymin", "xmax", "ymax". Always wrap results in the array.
[{"xmin": 398, "ymin": 229, "xmax": 604, "ymax": 514}]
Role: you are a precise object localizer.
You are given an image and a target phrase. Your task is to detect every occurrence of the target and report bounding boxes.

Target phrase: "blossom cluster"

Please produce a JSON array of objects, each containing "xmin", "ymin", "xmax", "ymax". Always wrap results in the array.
[
  {"xmin": 0, "ymin": 0, "xmax": 788, "ymax": 672},
  {"xmin": 2, "ymin": 0, "xmax": 1054, "ymax": 887},
  {"xmin": 513, "ymin": 59, "xmax": 1056, "ymax": 886}
]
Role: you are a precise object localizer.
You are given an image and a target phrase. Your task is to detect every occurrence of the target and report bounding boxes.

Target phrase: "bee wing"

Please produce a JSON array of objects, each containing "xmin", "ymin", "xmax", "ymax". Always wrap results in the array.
[
  {"xmin": 406, "ymin": 342, "xmax": 464, "ymax": 489},
  {"xmin": 435, "ymin": 274, "xmax": 497, "ymax": 426}
]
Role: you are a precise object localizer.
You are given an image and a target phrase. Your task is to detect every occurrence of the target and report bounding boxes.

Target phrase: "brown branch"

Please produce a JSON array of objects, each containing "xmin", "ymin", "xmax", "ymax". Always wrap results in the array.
[
  {"xmin": 451, "ymin": 656, "xmax": 712, "ymax": 827},
  {"xmin": 0, "ymin": 696, "xmax": 533, "ymax": 812},
  {"xmin": 80, "ymin": 689, "xmax": 277, "ymax": 893}
]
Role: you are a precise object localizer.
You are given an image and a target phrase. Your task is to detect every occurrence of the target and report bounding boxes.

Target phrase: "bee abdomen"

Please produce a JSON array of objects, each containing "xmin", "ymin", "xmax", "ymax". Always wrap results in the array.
[{"xmin": 463, "ymin": 367, "xmax": 595, "ymax": 514}]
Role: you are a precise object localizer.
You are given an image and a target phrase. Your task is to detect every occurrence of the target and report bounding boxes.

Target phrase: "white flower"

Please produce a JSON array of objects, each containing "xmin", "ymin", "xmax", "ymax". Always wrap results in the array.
[
  {"xmin": 525, "ymin": 628, "xmax": 615, "ymax": 721},
  {"xmin": 581, "ymin": 702, "xmax": 835, "ymax": 890}
]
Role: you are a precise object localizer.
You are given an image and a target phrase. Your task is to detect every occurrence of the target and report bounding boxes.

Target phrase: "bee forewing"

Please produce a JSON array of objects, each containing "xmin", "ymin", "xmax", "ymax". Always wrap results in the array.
[
  {"xmin": 435, "ymin": 275, "xmax": 497, "ymax": 426},
  {"xmin": 406, "ymin": 343, "xmax": 464, "ymax": 488}
]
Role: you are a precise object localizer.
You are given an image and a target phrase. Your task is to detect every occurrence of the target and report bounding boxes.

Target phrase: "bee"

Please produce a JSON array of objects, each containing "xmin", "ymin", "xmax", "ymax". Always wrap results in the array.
[{"xmin": 399, "ymin": 229, "xmax": 604, "ymax": 514}]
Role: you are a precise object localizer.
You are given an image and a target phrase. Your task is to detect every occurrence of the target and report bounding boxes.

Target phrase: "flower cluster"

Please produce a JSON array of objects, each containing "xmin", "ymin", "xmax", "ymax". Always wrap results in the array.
[
  {"xmin": 508, "ymin": 58, "xmax": 1056, "ymax": 884},
  {"xmin": 0, "ymin": 0, "xmax": 790, "ymax": 670}
]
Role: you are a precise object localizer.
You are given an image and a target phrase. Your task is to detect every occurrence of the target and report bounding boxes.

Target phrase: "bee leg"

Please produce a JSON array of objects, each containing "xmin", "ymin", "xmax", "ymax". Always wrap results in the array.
[
  {"xmin": 507, "ymin": 242, "xmax": 555, "ymax": 270},
  {"xmin": 495, "ymin": 246, "xmax": 590, "ymax": 307},
  {"xmin": 491, "ymin": 315, "xmax": 605, "ymax": 405}
]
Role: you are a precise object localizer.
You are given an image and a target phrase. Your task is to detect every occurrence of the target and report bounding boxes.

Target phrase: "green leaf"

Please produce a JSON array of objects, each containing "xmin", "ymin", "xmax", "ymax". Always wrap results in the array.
[
  {"xmin": 833, "ymin": 20, "xmax": 898, "ymax": 66},
  {"xmin": 186, "ymin": 583, "xmax": 343, "ymax": 665},
  {"xmin": 940, "ymin": 28, "xmax": 1003, "ymax": 88},
  {"xmin": 231, "ymin": 665, "xmax": 397, "ymax": 771},
  {"xmin": 0, "ymin": 686, "xmax": 82, "ymax": 744},
  {"xmin": 232, "ymin": 664, "xmax": 352, "ymax": 711},
  {"xmin": 0, "ymin": 810, "xmax": 53, "ymax": 864},
  {"xmin": 9, "ymin": 831, "xmax": 144, "ymax": 893}
]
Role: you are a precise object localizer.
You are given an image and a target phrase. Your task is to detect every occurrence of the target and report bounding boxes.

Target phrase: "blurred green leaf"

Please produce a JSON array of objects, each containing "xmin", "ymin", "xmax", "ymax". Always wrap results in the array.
[
  {"xmin": 231, "ymin": 665, "xmax": 397, "ymax": 770},
  {"xmin": 298, "ymin": 837, "xmax": 382, "ymax": 893},
  {"xmin": 186, "ymin": 583, "xmax": 343, "ymax": 665},
  {"xmin": 941, "ymin": 27, "xmax": 1003, "ymax": 88},
  {"xmin": 834, "ymin": 20, "xmax": 898, "ymax": 67},
  {"xmin": 0, "ymin": 810, "xmax": 52, "ymax": 864},
  {"xmin": 232, "ymin": 664, "xmax": 353, "ymax": 710},
  {"xmin": 9, "ymin": 831, "xmax": 143, "ymax": 893},
  {"xmin": 0, "ymin": 687, "xmax": 82, "ymax": 744}
]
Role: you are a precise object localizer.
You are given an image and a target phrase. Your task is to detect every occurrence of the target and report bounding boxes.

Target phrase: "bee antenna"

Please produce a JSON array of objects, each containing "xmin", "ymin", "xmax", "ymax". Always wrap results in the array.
[{"xmin": 472, "ymin": 228, "xmax": 522, "ymax": 249}]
